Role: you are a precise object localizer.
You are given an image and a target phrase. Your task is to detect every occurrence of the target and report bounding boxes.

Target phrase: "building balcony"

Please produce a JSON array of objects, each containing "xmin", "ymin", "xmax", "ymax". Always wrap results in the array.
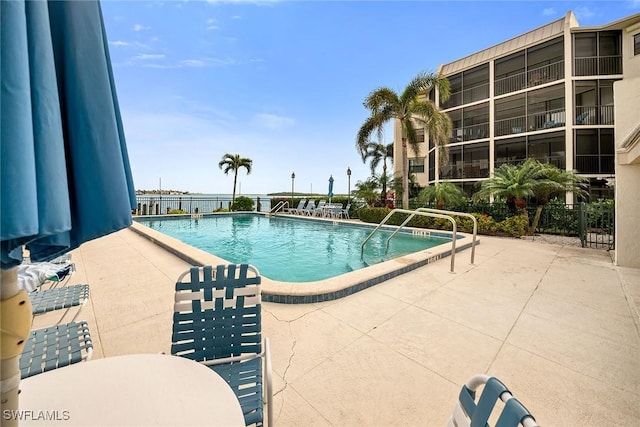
[
  {"xmin": 494, "ymin": 61, "xmax": 564, "ymax": 96},
  {"xmin": 449, "ymin": 122, "xmax": 490, "ymax": 142},
  {"xmin": 495, "ymin": 108, "xmax": 566, "ymax": 137},
  {"xmin": 575, "ymin": 105, "xmax": 614, "ymax": 125},
  {"xmin": 574, "ymin": 56, "xmax": 622, "ymax": 76}
]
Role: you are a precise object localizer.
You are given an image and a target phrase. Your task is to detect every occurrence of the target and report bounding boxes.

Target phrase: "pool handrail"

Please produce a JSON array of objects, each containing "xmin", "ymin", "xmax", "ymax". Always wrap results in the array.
[
  {"xmin": 415, "ymin": 208, "xmax": 477, "ymax": 264},
  {"xmin": 360, "ymin": 209, "xmax": 457, "ymax": 273},
  {"xmin": 268, "ymin": 200, "xmax": 289, "ymax": 216}
]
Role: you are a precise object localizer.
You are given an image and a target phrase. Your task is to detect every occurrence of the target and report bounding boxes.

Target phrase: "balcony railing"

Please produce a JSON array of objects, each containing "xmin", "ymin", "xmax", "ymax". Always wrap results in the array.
[
  {"xmin": 495, "ymin": 108, "xmax": 566, "ymax": 137},
  {"xmin": 450, "ymin": 122, "xmax": 490, "ymax": 142},
  {"xmin": 575, "ymin": 105, "xmax": 614, "ymax": 125},
  {"xmin": 494, "ymin": 116, "xmax": 527, "ymax": 137},
  {"xmin": 494, "ymin": 60, "xmax": 564, "ymax": 96},
  {"xmin": 575, "ymin": 155, "xmax": 615, "ymax": 174},
  {"xmin": 440, "ymin": 161, "xmax": 489, "ymax": 179},
  {"xmin": 574, "ymin": 56, "xmax": 622, "ymax": 76},
  {"xmin": 495, "ymin": 155, "xmax": 565, "ymax": 169}
]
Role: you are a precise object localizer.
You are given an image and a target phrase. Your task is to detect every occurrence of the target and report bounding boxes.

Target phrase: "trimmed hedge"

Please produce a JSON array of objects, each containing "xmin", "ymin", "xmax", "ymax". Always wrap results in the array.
[{"xmin": 357, "ymin": 207, "xmax": 529, "ymax": 237}]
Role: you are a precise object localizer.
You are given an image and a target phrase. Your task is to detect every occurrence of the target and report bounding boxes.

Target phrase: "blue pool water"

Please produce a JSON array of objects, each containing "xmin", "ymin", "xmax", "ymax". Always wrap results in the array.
[{"xmin": 137, "ymin": 214, "xmax": 450, "ymax": 282}]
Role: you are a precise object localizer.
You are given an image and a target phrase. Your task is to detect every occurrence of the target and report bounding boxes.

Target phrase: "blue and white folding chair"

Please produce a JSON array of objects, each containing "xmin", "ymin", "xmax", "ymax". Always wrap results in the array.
[
  {"xmin": 448, "ymin": 374, "xmax": 538, "ymax": 427},
  {"xmin": 171, "ymin": 264, "xmax": 273, "ymax": 426},
  {"xmin": 19, "ymin": 321, "xmax": 94, "ymax": 379},
  {"xmin": 29, "ymin": 284, "xmax": 90, "ymax": 325}
]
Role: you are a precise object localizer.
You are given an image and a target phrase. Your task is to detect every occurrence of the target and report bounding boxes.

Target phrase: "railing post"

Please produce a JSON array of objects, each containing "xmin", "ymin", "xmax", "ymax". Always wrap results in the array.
[{"xmin": 578, "ymin": 202, "xmax": 586, "ymax": 248}]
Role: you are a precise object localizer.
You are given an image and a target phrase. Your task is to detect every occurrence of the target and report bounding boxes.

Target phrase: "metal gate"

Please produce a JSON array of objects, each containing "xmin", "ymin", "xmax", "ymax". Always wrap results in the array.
[{"xmin": 578, "ymin": 202, "xmax": 615, "ymax": 250}]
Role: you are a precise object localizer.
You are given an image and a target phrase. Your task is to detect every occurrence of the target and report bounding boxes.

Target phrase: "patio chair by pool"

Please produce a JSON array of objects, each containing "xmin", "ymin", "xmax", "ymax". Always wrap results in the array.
[
  {"xmin": 313, "ymin": 199, "xmax": 327, "ymax": 216},
  {"xmin": 302, "ymin": 200, "xmax": 316, "ymax": 216},
  {"xmin": 448, "ymin": 374, "xmax": 538, "ymax": 427},
  {"xmin": 29, "ymin": 284, "xmax": 90, "ymax": 325},
  {"xmin": 171, "ymin": 264, "xmax": 273, "ymax": 427},
  {"xmin": 341, "ymin": 203, "xmax": 351, "ymax": 219},
  {"xmin": 286, "ymin": 199, "xmax": 306, "ymax": 215},
  {"xmin": 19, "ymin": 321, "xmax": 94, "ymax": 379}
]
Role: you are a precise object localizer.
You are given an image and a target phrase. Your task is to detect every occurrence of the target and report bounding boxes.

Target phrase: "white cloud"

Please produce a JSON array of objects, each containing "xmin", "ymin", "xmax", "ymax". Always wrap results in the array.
[
  {"xmin": 630, "ymin": 0, "xmax": 640, "ymax": 9},
  {"xmin": 206, "ymin": 0, "xmax": 279, "ymax": 4},
  {"xmin": 252, "ymin": 113, "xmax": 295, "ymax": 130},
  {"xmin": 134, "ymin": 54, "xmax": 166, "ymax": 60},
  {"xmin": 132, "ymin": 24, "xmax": 151, "ymax": 31},
  {"xmin": 232, "ymin": 15, "xmax": 242, "ymax": 19},
  {"xmin": 574, "ymin": 6, "xmax": 596, "ymax": 20},
  {"xmin": 542, "ymin": 8, "xmax": 556, "ymax": 16},
  {"xmin": 180, "ymin": 59, "xmax": 207, "ymax": 67},
  {"xmin": 110, "ymin": 41, "xmax": 130, "ymax": 47}
]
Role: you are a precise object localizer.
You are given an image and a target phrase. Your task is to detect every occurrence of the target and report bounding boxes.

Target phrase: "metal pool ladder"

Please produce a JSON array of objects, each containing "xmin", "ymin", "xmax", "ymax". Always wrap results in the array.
[
  {"xmin": 360, "ymin": 208, "xmax": 478, "ymax": 273},
  {"xmin": 268, "ymin": 200, "xmax": 289, "ymax": 216}
]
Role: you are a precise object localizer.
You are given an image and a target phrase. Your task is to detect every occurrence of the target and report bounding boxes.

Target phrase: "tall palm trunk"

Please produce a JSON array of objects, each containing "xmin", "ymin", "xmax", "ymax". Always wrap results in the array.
[
  {"xmin": 232, "ymin": 171, "xmax": 238, "ymax": 206},
  {"xmin": 381, "ymin": 161, "xmax": 388, "ymax": 201},
  {"xmin": 401, "ymin": 137, "xmax": 409, "ymax": 209}
]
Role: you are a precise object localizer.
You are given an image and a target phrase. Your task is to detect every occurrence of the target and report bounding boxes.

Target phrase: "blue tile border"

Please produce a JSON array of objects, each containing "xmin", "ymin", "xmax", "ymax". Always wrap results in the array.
[{"xmin": 262, "ymin": 239, "xmax": 477, "ymax": 304}]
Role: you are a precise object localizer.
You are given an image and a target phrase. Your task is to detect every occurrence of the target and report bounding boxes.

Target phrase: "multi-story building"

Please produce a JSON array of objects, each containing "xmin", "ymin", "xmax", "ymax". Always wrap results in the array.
[{"xmin": 395, "ymin": 11, "xmax": 640, "ymax": 202}]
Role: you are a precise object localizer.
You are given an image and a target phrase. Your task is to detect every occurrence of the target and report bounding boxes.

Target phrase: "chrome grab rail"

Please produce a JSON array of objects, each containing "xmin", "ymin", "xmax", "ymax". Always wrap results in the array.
[
  {"xmin": 268, "ymin": 200, "xmax": 289, "ymax": 216},
  {"xmin": 360, "ymin": 209, "xmax": 457, "ymax": 273},
  {"xmin": 415, "ymin": 208, "xmax": 477, "ymax": 264}
]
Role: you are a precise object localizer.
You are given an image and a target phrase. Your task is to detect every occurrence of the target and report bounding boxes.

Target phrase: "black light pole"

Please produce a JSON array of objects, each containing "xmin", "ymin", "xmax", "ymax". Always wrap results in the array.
[
  {"xmin": 347, "ymin": 167, "xmax": 351, "ymax": 205},
  {"xmin": 291, "ymin": 172, "xmax": 295, "ymax": 208}
]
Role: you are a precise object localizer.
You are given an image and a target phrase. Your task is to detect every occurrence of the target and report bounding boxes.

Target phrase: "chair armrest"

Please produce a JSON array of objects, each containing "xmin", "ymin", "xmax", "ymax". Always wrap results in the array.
[{"xmin": 199, "ymin": 352, "xmax": 262, "ymax": 366}]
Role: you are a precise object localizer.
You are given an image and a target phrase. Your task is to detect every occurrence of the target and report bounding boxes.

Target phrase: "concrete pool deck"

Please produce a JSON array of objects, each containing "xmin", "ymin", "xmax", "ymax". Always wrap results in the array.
[{"xmin": 32, "ymin": 226, "xmax": 640, "ymax": 426}]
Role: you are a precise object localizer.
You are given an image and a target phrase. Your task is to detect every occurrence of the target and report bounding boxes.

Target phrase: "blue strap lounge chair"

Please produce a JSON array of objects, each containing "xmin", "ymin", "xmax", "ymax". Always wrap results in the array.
[
  {"xmin": 19, "ymin": 321, "xmax": 94, "ymax": 379},
  {"xmin": 171, "ymin": 264, "xmax": 273, "ymax": 427},
  {"xmin": 448, "ymin": 374, "xmax": 538, "ymax": 427},
  {"xmin": 29, "ymin": 284, "xmax": 90, "ymax": 325}
]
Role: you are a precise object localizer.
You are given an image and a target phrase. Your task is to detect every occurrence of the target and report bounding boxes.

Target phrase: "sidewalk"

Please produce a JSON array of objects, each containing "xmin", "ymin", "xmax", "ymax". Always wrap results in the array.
[{"xmin": 37, "ymin": 227, "xmax": 640, "ymax": 426}]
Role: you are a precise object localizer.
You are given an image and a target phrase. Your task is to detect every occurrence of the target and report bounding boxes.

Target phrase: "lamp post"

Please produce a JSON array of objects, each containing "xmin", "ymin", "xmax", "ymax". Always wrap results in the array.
[
  {"xmin": 291, "ymin": 172, "xmax": 295, "ymax": 207},
  {"xmin": 347, "ymin": 167, "xmax": 351, "ymax": 205}
]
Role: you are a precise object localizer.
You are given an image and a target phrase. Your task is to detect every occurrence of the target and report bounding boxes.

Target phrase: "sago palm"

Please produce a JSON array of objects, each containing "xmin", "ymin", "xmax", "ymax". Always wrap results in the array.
[
  {"xmin": 357, "ymin": 71, "xmax": 452, "ymax": 209},
  {"xmin": 361, "ymin": 141, "xmax": 394, "ymax": 199},
  {"xmin": 418, "ymin": 182, "xmax": 466, "ymax": 210},
  {"xmin": 473, "ymin": 159, "xmax": 547, "ymax": 214},
  {"xmin": 218, "ymin": 153, "xmax": 252, "ymax": 208}
]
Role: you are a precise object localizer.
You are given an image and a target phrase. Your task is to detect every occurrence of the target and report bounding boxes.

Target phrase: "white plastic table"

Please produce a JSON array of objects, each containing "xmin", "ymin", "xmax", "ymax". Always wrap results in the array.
[{"xmin": 17, "ymin": 354, "xmax": 245, "ymax": 426}]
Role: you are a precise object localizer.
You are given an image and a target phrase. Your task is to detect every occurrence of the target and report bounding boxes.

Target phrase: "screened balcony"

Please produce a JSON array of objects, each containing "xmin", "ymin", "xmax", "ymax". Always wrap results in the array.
[{"xmin": 573, "ymin": 31, "xmax": 622, "ymax": 76}]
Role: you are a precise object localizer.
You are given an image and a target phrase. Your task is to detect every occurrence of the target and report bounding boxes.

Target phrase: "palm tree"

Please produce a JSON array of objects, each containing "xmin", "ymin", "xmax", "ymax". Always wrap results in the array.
[
  {"xmin": 353, "ymin": 177, "xmax": 381, "ymax": 207},
  {"xmin": 418, "ymin": 182, "xmax": 466, "ymax": 210},
  {"xmin": 361, "ymin": 141, "xmax": 394, "ymax": 199},
  {"xmin": 357, "ymin": 71, "xmax": 452, "ymax": 209},
  {"xmin": 474, "ymin": 158, "xmax": 588, "ymax": 233},
  {"xmin": 218, "ymin": 153, "xmax": 252, "ymax": 208},
  {"xmin": 529, "ymin": 163, "xmax": 587, "ymax": 234},
  {"xmin": 473, "ymin": 159, "xmax": 546, "ymax": 214}
]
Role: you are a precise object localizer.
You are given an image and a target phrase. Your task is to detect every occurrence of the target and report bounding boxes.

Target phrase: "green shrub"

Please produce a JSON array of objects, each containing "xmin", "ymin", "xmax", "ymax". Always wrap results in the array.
[
  {"xmin": 496, "ymin": 214, "xmax": 529, "ymax": 236},
  {"xmin": 167, "ymin": 209, "xmax": 187, "ymax": 214},
  {"xmin": 230, "ymin": 196, "xmax": 254, "ymax": 211}
]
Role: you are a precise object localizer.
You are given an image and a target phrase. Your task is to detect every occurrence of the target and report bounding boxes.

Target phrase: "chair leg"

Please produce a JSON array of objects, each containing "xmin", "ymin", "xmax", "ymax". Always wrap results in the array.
[{"xmin": 264, "ymin": 337, "xmax": 273, "ymax": 427}]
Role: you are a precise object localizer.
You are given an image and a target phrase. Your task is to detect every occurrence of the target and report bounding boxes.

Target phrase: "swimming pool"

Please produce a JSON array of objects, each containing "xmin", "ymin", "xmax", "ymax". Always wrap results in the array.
[{"xmin": 135, "ymin": 214, "xmax": 451, "ymax": 282}]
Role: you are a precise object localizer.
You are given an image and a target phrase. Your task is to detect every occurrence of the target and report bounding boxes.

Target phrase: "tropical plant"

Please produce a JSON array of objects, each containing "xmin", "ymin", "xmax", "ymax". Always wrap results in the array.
[
  {"xmin": 357, "ymin": 71, "xmax": 452, "ymax": 209},
  {"xmin": 353, "ymin": 177, "xmax": 380, "ymax": 206},
  {"xmin": 218, "ymin": 153, "xmax": 252, "ymax": 208},
  {"xmin": 473, "ymin": 159, "xmax": 546, "ymax": 214},
  {"xmin": 361, "ymin": 141, "xmax": 394, "ymax": 199},
  {"xmin": 417, "ymin": 182, "xmax": 466, "ymax": 209},
  {"xmin": 230, "ymin": 196, "xmax": 254, "ymax": 211},
  {"xmin": 474, "ymin": 158, "xmax": 588, "ymax": 234}
]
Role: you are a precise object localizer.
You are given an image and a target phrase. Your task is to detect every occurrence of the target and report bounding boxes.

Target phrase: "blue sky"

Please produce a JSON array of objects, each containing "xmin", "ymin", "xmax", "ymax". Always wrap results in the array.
[{"xmin": 102, "ymin": 0, "xmax": 638, "ymax": 195}]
